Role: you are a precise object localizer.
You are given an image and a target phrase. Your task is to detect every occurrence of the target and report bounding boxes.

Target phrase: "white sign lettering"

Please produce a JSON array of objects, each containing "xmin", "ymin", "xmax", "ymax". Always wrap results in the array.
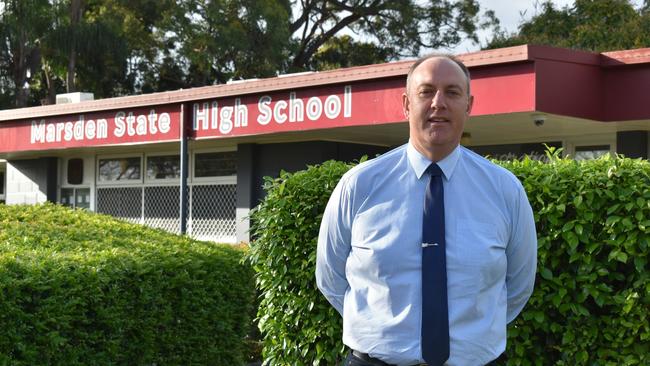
[
  {"xmin": 30, "ymin": 108, "xmax": 172, "ymax": 145},
  {"xmin": 194, "ymin": 85, "xmax": 353, "ymax": 135},
  {"xmin": 31, "ymin": 116, "xmax": 109, "ymax": 144}
]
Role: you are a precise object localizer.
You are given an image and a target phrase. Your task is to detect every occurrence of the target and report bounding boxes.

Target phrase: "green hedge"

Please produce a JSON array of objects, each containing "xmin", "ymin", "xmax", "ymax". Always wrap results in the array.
[
  {"xmin": 0, "ymin": 203, "xmax": 255, "ymax": 366},
  {"xmin": 248, "ymin": 154, "xmax": 649, "ymax": 365},
  {"xmin": 500, "ymin": 153, "xmax": 649, "ymax": 365},
  {"xmin": 248, "ymin": 161, "xmax": 354, "ymax": 365}
]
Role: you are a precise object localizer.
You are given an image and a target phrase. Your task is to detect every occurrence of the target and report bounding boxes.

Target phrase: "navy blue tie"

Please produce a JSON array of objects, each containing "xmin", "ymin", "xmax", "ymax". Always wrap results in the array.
[{"xmin": 421, "ymin": 163, "xmax": 449, "ymax": 365}]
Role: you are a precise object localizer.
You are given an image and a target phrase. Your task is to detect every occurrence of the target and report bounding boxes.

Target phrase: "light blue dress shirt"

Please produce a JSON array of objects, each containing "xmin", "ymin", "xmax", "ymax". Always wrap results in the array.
[{"xmin": 316, "ymin": 142, "xmax": 537, "ymax": 365}]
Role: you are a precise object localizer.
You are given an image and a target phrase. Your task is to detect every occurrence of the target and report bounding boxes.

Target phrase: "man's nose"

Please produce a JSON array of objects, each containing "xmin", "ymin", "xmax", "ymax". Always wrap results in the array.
[{"xmin": 431, "ymin": 91, "xmax": 446, "ymax": 109}]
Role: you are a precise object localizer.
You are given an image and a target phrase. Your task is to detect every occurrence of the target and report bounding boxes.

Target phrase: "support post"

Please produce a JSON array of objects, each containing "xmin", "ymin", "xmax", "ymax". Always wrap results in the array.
[{"xmin": 179, "ymin": 103, "xmax": 189, "ymax": 234}]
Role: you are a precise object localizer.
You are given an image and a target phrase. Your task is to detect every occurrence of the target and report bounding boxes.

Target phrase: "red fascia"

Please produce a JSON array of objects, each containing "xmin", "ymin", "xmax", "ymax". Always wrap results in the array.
[
  {"xmin": 470, "ymin": 62, "xmax": 536, "ymax": 116},
  {"xmin": 531, "ymin": 45, "xmax": 650, "ymax": 121}
]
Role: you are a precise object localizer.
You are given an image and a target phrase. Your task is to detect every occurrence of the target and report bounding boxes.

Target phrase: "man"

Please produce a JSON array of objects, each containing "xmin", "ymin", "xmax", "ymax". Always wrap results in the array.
[{"xmin": 315, "ymin": 54, "xmax": 537, "ymax": 366}]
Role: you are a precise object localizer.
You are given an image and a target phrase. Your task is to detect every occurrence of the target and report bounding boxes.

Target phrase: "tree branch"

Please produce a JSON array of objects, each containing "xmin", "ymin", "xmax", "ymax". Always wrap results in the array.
[
  {"xmin": 290, "ymin": 0, "xmax": 316, "ymax": 34},
  {"xmin": 292, "ymin": 12, "xmax": 363, "ymax": 69}
]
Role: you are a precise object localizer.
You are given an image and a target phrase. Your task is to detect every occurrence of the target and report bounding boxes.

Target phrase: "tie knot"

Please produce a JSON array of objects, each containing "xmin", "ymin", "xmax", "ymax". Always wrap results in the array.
[{"xmin": 426, "ymin": 163, "xmax": 443, "ymax": 177}]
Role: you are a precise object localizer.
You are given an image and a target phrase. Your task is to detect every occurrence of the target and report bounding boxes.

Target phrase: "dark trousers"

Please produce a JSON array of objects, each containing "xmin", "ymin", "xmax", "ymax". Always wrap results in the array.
[{"xmin": 342, "ymin": 350, "xmax": 505, "ymax": 366}]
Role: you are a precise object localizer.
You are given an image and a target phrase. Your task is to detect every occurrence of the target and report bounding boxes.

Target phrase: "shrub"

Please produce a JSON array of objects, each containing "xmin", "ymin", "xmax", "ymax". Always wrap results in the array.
[
  {"xmin": 248, "ymin": 153, "xmax": 649, "ymax": 365},
  {"xmin": 498, "ymin": 153, "xmax": 649, "ymax": 365},
  {"xmin": 248, "ymin": 161, "xmax": 355, "ymax": 365},
  {"xmin": 0, "ymin": 203, "xmax": 255, "ymax": 366}
]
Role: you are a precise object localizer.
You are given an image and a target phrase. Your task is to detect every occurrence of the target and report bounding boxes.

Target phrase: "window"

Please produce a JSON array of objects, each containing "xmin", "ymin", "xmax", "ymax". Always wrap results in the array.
[
  {"xmin": 98, "ymin": 157, "xmax": 141, "ymax": 182},
  {"xmin": 194, "ymin": 151, "xmax": 237, "ymax": 178},
  {"xmin": 574, "ymin": 145, "xmax": 610, "ymax": 161},
  {"xmin": 146, "ymin": 155, "xmax": 180, "ymax": 180},
  {"xmin": 61, "ymin": 187, "xmax": 91, "ymax": 209}
]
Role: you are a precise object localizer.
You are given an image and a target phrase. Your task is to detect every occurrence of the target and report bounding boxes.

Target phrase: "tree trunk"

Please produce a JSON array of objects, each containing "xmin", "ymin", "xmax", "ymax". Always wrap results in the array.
[
  {"xmin": 42, "ymin": 63, "xmax": 56, "ymax": 105},
  {"xmin": 14, "ymin": 30, "xmax": 28, "ymax": 107},
  {"xmin": 67, "ymin": 0, "xmax": 83, "ymax": 93},
  {"xmin": 67, "ymin": 51, "xmax": 76, "ymax": 93}
]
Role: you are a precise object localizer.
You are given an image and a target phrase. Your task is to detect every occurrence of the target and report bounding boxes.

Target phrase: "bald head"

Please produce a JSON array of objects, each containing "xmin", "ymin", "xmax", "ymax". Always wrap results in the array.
[{"xmin": 406, "ymin": 54, "xmax": 471, "ymax": 96}]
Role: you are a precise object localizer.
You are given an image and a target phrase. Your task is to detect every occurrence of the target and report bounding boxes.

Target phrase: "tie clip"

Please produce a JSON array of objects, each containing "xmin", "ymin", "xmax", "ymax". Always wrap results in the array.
[{"xmin": 422, "ymin": 242, "xmax": 439, "ymax": 248}]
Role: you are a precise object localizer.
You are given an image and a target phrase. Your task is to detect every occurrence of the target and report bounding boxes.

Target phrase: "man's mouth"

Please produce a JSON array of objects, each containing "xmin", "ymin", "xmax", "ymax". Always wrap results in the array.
[{"xmin": 428, "ymin": 117, "xmax": 449, "ymax": 123}]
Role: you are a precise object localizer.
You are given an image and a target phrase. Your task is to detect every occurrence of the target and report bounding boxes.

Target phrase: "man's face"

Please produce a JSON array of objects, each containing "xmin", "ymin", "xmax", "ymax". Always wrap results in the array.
[{"xmin": 402, "ymin": 57, "xmax": 473, "ymax": 160}]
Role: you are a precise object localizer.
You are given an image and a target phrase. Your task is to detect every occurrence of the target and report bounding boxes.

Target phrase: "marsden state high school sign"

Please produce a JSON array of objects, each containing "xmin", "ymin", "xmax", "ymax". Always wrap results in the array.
[{"xmin": 0, "ymin": 79, "xmax": 406, "ymax": 153}]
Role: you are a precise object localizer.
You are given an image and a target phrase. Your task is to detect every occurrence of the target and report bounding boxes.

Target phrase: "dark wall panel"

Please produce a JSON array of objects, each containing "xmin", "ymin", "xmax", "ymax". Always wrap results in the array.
[
  {"xmin": 45, "ymin": 157, "xmax": 58, "ymax": 202},
  {"xmin": 247, "ymin": 141, "xmax": 390, "ymax": 204},
  {"xmin": 468, "ymin": 141, "xmax": 562, "ymax": 159},
  {"xmin": 236, "ymin": 144, "xmax": 256, "ymax": 210},
  {"xmin": 616, "ymin": 131, "xmax": 649, "ymax": 159}
]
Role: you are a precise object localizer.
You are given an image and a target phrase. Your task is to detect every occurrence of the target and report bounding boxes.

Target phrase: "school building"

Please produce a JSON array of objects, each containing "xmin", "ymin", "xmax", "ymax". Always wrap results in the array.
[{"xmin": 1, "ymin": 44, "xmax": 649, "ymax": 243}]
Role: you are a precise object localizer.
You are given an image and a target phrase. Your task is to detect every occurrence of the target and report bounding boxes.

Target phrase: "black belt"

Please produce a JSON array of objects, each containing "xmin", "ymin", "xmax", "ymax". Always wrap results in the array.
[
  {"xmin": 350, "ymin": 349, "xmax": 500, "ymax": 366},
  {"xmin": 351, "ymin": 350, "xmax": 424, "ymax": 366}
]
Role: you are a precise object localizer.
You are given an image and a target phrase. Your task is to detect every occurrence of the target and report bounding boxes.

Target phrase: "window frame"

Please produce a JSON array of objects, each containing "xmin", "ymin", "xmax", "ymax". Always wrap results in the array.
[
  {"xmin": 96, "ymin": 153, "xmax": 144, "ymax": 186},
  {"xmin": 144, "ymin": 151, "xmax": 184, "ymax": 185},
  {"xmin": 191, "ymin": 147, "xmax": 237, "ymax": 185},
  {"xmin": 573, "ymin": 144, "xmax": 611, "ymax": 161},
  {"xmin": 564, "ymin": 135, "xmax": 616, "ymax": 160},
  {"xmin": 60, "ymin": 187, "xmax": 92, "ymax": 209}
]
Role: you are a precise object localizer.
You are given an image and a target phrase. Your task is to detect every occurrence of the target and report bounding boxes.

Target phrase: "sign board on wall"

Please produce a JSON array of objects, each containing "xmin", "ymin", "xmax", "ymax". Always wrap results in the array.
[
  {"xmin": 0, "ymin": 105, "xmax": 181, "ymax": 153},
  {"xmin": 0, "ymin": 78, "xmax": 407, "ymax": 154},
  {"xmin": 191, "ymin": 79, "xmax": 405, "ymax": 139}
]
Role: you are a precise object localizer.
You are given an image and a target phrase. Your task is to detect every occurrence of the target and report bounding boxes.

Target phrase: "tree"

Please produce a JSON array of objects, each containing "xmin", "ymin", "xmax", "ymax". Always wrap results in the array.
[
  {"xmin": 87, "ymin": 0, "xmax": 185, "ymax": 94},
  {"xmin": 486, "ymin": 0, "xmax": 650, "ymax": 52},
  {"xmin": 158, "ymin": 0, "xmax": 292, "ymax": 85},
  {"xmin": 0, "ymin": 0, "xmax": 52, "ymax": 107},
  {"xmin": 290, "ymin": 0, "xmax": 498, "ymax": 71},
  {"xmin": 0, "ymin": 0, "xmax": 499, "ymax": 108},
  {"xmin": 153, "ymin": 0, "xmax": 498, "ymax": 87},
  {"xmin": 308, "ymin": 35, "xmax": 397, "ymax": 70},
  {"xmin": 40, "ymin": 0, "xmax": 165, "ymax": 101},
  {"xmin": 0, "ymin": 0, "xmax": 178, "ymax": 107}
]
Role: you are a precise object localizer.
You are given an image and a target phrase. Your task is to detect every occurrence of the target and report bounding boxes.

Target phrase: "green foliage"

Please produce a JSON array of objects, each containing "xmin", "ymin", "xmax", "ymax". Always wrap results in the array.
[
  {"xmin": 44, "ymin": 17, "xmax": 130, "ymax": 95},
  {"xmin": 0, "ymin": 0, "xmax": 500, "ymax": 108},
  {"xmin": 289, "ymin": 0, "xmax": 499, "ymax": 70},
  {"xmin": 249, "ymin": 154, "xmax": 649, "ymax": 365},
  {"xmin": 486, "ymin": 0, "xmax": 650, "ymax": 52},
  {"xmin": 0, "ymin": 203, "xmax": 255, "ymax": 365},
  {"xmin": 0, "ymin": 0, "xmax": 53, "ymax": 107},
  {"xmin": 308, "ymin": 35, "xmax": 398, "ymax": 71},
  {"xmin": 165, "ymin": 0, "xmax": 292, "ymax": 85},
  {"xmin": 497, "ymin": 154, "xmax": 649, "ymax": 365},
  {"xmin": 248, "ymin": 160, "xmax": 356, "ymax": 365}
]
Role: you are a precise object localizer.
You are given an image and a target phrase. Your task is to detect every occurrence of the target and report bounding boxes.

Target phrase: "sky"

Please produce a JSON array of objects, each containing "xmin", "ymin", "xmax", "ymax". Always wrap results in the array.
[{"xmin": 448, "ymin": 0, "xmax": 645, "ymax": 54}]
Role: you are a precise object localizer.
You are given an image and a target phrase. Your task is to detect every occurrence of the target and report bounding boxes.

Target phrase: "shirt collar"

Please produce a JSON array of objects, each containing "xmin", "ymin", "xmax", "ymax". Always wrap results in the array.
[{"xmin": 407, "ymin": 141, "xmax": 461, "ymax": 181}]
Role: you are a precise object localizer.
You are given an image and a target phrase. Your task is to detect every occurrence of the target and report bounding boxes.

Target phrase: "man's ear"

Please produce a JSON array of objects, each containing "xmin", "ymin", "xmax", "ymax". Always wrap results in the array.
[
  {"xmin": 467, "ymin": 95, "xmax": 474, "ymax": 114},
  {"xmin": 402, "ymin": 92, "xmax": 410, "ymax": 118}
]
